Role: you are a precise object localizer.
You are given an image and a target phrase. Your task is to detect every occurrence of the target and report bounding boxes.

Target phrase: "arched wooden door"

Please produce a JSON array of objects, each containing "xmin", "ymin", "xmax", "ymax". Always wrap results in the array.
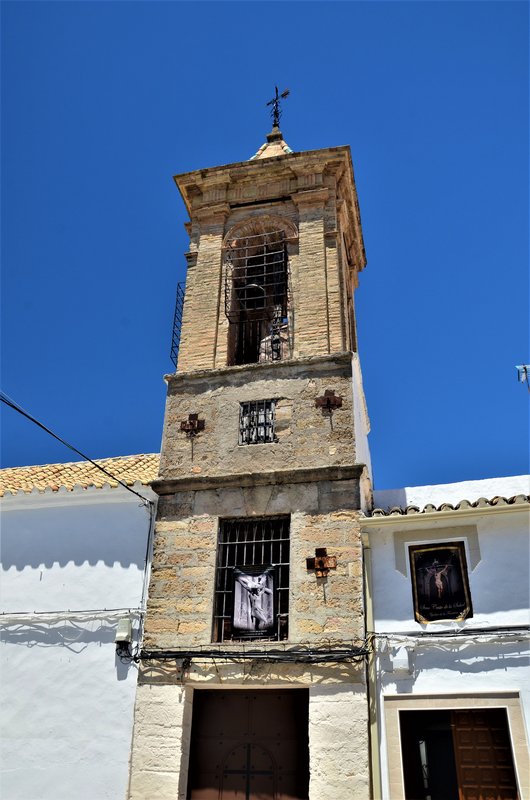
[{"xmin": 187, "ymin": 689, "xmax": 309, "ymax": 800}]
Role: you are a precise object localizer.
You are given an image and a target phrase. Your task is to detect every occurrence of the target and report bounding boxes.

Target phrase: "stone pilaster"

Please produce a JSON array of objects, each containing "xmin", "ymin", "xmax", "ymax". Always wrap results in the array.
[{"xmin": 176, "ymin": 203, "xmax": 229, "ymax": 372}]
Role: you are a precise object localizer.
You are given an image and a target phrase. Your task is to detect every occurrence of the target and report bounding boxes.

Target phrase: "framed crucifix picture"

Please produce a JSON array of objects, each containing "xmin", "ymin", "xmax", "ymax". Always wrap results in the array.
[
  {"xmin": 408, "ymin": 542, "xmax": 473, "ymax": 624},
  {"xmin": 232, "ymin": 566, "xmax": 277, "ymax": 639}
]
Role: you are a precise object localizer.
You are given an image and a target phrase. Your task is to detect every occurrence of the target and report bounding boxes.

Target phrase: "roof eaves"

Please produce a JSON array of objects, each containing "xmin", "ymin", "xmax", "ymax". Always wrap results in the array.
[{"xmin": 368, "ymin": 494, "xmax": 530, "ymax": 519}]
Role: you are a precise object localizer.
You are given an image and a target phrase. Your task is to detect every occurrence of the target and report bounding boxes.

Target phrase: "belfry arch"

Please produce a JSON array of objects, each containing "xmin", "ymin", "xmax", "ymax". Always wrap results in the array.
[{"xmin": 223, "ymin": 216, "xmax": 298, "ymax": 366}]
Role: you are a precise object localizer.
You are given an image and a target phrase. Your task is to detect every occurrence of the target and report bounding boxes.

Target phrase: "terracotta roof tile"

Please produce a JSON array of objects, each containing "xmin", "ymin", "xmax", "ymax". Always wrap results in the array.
[
  {"xmin": 0, "ymin": 454, "xmax": 160, "ymax": 496},
  {"xmin": 370, "ymin": 494, "xmax": 530, "ymax": 517}
]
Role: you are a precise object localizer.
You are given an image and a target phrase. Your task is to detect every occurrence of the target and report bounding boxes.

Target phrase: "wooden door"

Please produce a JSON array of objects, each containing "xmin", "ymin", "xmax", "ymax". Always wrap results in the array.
[
  {"xmin": 452, "ymin": 709, "xmax": 519, "ymax": 800},
  {"xmin": 187, "ymin": 689, "xmax": 309, "ymax": 800}
]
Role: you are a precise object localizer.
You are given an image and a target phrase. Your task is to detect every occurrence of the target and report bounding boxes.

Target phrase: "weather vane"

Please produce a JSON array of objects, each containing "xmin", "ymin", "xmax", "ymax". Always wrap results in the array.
[{"xmin": 266, "ymin": 86, "xmax": 290, "ymax": 128}]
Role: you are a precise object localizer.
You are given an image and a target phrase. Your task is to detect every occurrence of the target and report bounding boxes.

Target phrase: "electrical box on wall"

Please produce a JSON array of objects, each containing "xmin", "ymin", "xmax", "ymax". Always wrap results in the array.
[{"xmin": 115, "ymin": 618, "xmax": 132, "ymax": 645}]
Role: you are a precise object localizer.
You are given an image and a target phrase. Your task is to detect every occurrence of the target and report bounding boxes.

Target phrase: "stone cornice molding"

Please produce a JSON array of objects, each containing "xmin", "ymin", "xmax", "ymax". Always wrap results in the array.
[
  {"xmin": 173, "ymin": 144, "xmax": 367, "ymax": 270},
  {"xmin": 175, "ymin": 147, "xmax": 349, "ymax": 203},
  {"xmin": 165, "ymin": 350, "xmax": 354, "ymax": 385},
  {"xmin": 291, "ymin": 188, "xmax": 330, "ymax": 208},
  {"xmin": 194, "ymin": 202, "xmax": 231, "ymax": 224},
  {"xmin": 152, "ymin": 464, "xmax": 364, "ymax": 495},
  {"xmin": 184, "ymin": 251, "xmax": 197, "ymax": 268}
]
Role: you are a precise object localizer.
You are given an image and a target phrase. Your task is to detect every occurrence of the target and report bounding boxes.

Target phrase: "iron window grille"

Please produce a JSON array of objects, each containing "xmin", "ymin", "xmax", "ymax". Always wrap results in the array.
[
  {"xmin": 170, "ymin": 281, "xmax": 185, "ymax": 370},
  {"xmin": 224, "ymin": 229, "xmax": 292, "ymax": 366},
  {"xmin": 213, "ymin": 516, "xmax": 290, "ymax": 643},
  {"xmin": 239, "ymin": 399, "xmax": 277, "ymax": 445}
]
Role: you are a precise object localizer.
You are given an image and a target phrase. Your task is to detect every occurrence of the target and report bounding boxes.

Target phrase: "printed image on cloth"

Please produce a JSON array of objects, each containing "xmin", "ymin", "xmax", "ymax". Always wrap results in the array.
[
  {"xmin": 232, "ymin": 566, "xmax": 276, "ymax": 637},
  {"xmin": 409, "ymin": 542, "xmax": 473, "ymax": 623}
]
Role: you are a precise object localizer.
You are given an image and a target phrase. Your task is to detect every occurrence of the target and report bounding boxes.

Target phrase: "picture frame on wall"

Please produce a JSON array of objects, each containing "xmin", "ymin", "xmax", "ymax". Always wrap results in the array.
[{"xmin": 409, "ymin": 542, "xmax": 473, "ymax": 624}]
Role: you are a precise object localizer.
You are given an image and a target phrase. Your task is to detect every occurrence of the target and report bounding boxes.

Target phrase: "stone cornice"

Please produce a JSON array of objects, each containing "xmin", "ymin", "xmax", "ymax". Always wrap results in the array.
[
  {"xmin": 152, "ymin": 464, "xmax": 364, "ymax": 496},
  {"xmin": 175, "ymin": 147, "xmax": 351, "ymax": 211},
  {"xmin": 291, "ymin": 188, "xmax": 330, "ymax": 208},
  {"xmin": 173, "ymin": 144, "xmax": 367, "ymax": 272},
  {"xmin": 164, "ymin": 350, "xmax": 354, "ymax": 386},
  {"xmin": 184, "ymin": 251, "xmax": 197, "ymax": 268},
  {"xmin": 194, "ymin": 202, "xmax": 230, "ymax": 223}
]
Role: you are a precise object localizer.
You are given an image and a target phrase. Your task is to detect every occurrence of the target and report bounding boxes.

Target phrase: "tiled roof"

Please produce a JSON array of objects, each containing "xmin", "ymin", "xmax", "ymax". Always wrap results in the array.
[
  {"xmin": 370, "ymin": 494, "xmax": 530, "ymax": 517},
  {"xmin": 0, "ymin": 454, "xmax": 160, "ymax": 496}
]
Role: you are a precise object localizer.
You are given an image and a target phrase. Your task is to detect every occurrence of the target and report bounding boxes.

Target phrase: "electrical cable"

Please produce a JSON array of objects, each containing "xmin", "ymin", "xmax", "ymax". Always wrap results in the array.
[
  {"xmin": 368, "ymin": 627, "xmax": 529, "ymax": 651},
  {"xmin": 137, "ymin": 640, "xmax": 371, "ymax": 665},
  {"xmin": 133, "ymin": 501, "xmax": 157, "ymax": 658},
  {"xmin": 370, "ymin": 625, "xmax": 529, "ymax": 640},
  {"xmin": 0, "ymin": 391, "xmax": 153, "ymax": 506},
  {"xmin": 0, "ymin": 607, "xmax": 144, "ymax": 621}
]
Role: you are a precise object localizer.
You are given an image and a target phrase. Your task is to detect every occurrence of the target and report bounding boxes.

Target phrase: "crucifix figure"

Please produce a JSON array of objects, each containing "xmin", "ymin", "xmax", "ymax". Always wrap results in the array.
[
  {"xmin": 266, "ymin": 86, "xmax": 290, "ymax": 128},
  {"xmin": 236, "ymin": 573, "xmax": 273, "ymax": 630}
]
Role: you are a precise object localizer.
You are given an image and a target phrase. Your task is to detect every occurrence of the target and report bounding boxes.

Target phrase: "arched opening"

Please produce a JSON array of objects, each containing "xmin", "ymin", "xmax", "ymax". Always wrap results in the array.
[{"xmin": 224, "ymin": 220, "xmax": 293, "ymax": 366}]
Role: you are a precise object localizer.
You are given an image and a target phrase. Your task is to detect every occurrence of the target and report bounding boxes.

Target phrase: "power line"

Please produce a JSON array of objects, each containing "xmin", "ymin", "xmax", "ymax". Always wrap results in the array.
[{"xmin": 0, "ymin": 391, "xmax": 153, "ymax": 506}]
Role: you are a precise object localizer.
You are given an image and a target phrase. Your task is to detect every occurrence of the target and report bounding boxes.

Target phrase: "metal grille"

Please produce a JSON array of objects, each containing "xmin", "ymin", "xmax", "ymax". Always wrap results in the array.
[
  {"xmin": 170, "ymin": 281, "xmax": 185, "ymax": 370},
  {"xmin": 239, "ymin": 400, "xmax": 276, "ymax": 445},
  {"xmin": 224, "ymin": 230, "xmax": 292, "ymax": 365},
  {"xmin": 213, "ymin": 516, "xmax": 290, "ymax": 643}
]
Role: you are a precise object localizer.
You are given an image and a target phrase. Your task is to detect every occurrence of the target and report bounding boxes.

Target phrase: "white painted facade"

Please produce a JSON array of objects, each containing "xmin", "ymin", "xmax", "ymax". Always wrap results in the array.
[
  {"xmin": 351, "ymin": 351, "xmax": 372, "ymax": 487},
  {"xmin": 0, "ymin": 484, "xmax": 156, "ymax": 800},
  {"xmin": 364, "ymin": 476, "xmax": 530, "ymax": 800}
]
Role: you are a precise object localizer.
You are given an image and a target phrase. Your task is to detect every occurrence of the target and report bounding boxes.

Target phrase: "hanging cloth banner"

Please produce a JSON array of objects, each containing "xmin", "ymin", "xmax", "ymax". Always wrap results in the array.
[{"xmin": 232, "ymin": 566, "xmax": 276, "ymax": 638}]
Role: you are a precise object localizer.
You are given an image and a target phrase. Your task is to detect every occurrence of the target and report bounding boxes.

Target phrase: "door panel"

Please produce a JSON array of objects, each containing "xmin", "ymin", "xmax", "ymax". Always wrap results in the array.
[
  {"xmin": 452, "ymin": 709, "xmax": 519, "ymax": 800},
  {"xmin": 400, "ymin": 708, "xmax": 519, "ymax": 800},
  {"xmin": 187, "ymin": 690, "xmax": 309, "ymax": 800}
]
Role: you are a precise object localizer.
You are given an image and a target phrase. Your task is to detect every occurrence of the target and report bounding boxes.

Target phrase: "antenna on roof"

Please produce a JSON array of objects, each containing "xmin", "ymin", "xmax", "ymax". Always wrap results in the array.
[
  {"xmin": 266, "ymin": 87, "xmax": 290, "ymax": 129},
  {"xmin": 515, "ymin": 365, "xmax": 530, "ymax": 393}
]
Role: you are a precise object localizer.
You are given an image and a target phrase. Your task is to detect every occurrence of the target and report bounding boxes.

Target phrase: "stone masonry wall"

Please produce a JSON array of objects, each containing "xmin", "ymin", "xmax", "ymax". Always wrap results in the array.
[
  {"xmin": 143, "ymin": 474, "xmax": 365, "ymax": 650},
  {"xmin": 128, "ymin": 684, "xmax": 193, "ymax": 800},
  {"xmin": 128, "ymin": 678, "xmax": 370, "ymax": 800},
  {"xmin": 159, "ymin": 354, "xmax": 356, "ymax": 481},
  {"xmin": 176, "ymin": 212, "xmax": 225, "ymax": 373},
  {"xmin": 309, "ymin": 683, "xmax": 370, "ymax": 800},
  {"xmin": 173, "ymin": 152, "xmax": 361, "ymax": 375}
]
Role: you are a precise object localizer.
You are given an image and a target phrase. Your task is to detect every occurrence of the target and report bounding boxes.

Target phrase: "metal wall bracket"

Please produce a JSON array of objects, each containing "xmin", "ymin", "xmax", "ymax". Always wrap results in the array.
[
  {"xmin": 180, "ymin": 414, "xmax": 205, "ymax": 436},
  {"xmin": 306, "ymin": 547, "xmax": 337, "ymax": 577},
  {"xmin": 315, "ymin": 390, "xmax": 343, "ymax": 413}
]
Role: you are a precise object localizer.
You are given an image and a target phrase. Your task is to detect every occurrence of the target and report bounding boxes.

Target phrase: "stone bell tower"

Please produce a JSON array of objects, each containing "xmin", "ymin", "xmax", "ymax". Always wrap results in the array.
[{"xmin": 128, "ymin": 113, "xmax": 373, "ymax": 800}]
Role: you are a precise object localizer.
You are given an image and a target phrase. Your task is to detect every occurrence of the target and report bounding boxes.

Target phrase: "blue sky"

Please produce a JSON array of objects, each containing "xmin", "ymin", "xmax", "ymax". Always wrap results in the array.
[{"xmin": 1, "ymin": 1, "xmax": 528, "ymax": 489}]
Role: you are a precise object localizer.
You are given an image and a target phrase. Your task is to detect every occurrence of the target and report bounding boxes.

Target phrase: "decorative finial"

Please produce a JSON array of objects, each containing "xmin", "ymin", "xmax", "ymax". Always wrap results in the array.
[{"xmin": 266, "ymin": 86, "xmax": 290, "ymax": 129}]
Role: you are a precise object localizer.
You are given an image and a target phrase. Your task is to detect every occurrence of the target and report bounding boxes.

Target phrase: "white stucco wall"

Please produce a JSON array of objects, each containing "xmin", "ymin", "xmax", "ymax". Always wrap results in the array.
[
  {"xmin": 0, "ymin": 485, "xmax": 156, "ymax": 800},
  {"xmin": 374, "ymin": 634, "xmax": 530, "ymax": 800},
  {"xmin": 368, "ymin": 508, "xmax": 530, "ymax": 633},
  {"xmin": 364, "ymin": 476, "xmax": 530, "ymax": 800}
]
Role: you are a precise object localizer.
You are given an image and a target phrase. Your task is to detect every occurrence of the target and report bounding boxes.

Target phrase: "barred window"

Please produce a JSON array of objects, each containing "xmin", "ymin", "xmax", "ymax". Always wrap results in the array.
[
  {"xmin": 239, "ymin": 399, "xmax": 276, "ymax": 445},
  {"xmin": 224, "ymin": 227, "xmax": 291, "ymax": 366},
  {"xmin": 213, "ymin": 516, "xmax": 290, "ymax": 643}
]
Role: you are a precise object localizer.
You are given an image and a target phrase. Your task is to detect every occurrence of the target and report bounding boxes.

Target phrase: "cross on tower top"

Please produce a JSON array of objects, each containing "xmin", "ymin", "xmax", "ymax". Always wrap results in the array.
[{"xmin": 266, "ymin": 86, "xmax": 290, "ymax": 129}]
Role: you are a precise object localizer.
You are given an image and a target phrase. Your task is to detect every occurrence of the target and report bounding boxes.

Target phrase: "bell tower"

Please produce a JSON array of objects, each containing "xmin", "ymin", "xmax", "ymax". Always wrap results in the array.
[{"xmin": 128, "ymin": 114, "xmax": 372, "ymax": 800}]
